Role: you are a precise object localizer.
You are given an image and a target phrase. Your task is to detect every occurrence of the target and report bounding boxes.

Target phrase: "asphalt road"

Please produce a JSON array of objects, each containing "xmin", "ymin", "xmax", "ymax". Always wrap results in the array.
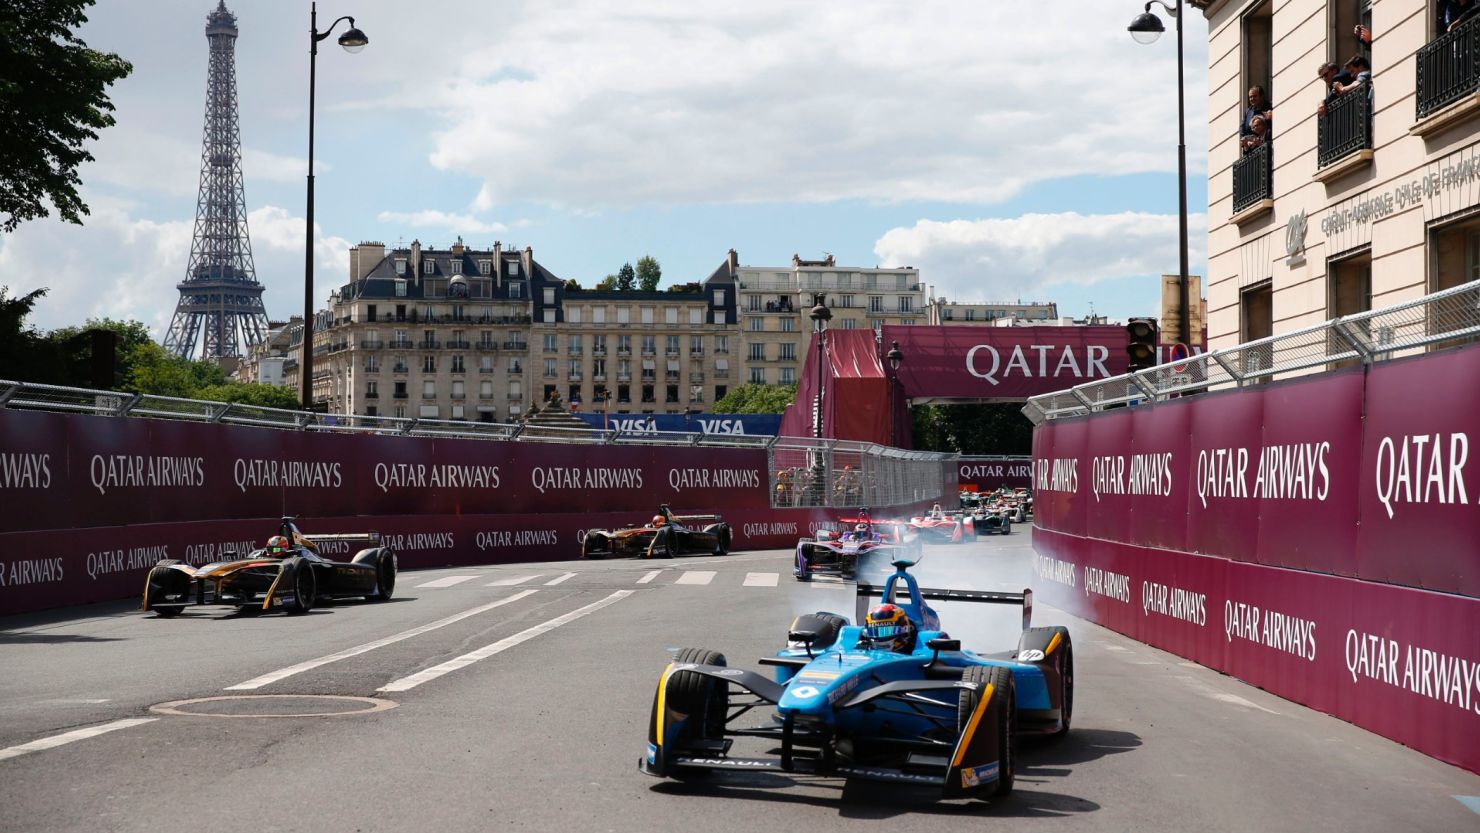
[{"xmin": 2, "ymin": 529, "xmax": 1477, "ymax": 833}]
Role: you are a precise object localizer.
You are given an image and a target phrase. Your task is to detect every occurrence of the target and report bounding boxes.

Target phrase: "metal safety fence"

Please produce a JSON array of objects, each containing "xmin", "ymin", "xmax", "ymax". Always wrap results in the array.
[
  {"xmin": 1023, "ymin": 278, "xmax": 1480, "ymax": 424},
  {"xmin": 0, "ymin": 379, "xmax": 957, "ymax": 511}
]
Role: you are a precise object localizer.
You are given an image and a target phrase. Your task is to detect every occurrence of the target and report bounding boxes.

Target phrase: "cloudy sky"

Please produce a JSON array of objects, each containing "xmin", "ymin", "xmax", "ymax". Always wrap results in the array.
[{"xmin": 1, "ymin": 0, "xmax": 1210, "ymax": 336}]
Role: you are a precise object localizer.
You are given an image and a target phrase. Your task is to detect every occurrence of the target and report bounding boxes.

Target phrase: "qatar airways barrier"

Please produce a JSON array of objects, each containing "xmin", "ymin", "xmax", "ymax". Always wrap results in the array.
[
  {"xmin": 1029, "ymin": 347, "xmax": 1480, "ymax": 773},
  {"xmin": 0, "ymin": 408, "xmax": 939, "ymax": 616}
]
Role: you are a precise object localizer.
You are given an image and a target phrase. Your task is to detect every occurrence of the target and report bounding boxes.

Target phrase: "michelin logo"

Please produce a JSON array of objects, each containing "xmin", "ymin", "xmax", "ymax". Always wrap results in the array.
[{"xmin": 960, "ymin": 761, "xmax": 1000, "ymax": 788}]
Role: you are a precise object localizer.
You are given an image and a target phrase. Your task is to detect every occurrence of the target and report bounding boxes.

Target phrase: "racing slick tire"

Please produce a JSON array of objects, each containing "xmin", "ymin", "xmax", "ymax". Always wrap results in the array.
[
  {"xmin": 371, "ymin": 548, "xmax": 397, "ymax": 601},
  {"xmin": 659, "ymin": 530, "xmax": 677, "ymax": 559},
  {"xmin": 1001, "ymin": 520, "xmax": 1012, "ymax": 536},
  {"xmin": 958, "ymin": 665, "xmax": 1015, "ymax": 799},
  {"xmin": 146, "ymin": 564, "xmax": 190, "ymax": 617},
  {"xmin": 284, "ymin": 560, "xmax": 317, "ymax": 615},
  {"xmin": 582, "ymin": 531, "xmax": 608, "ymax": 560},
  {"xmin": 713, "ymin": 528, "xmax": 731, "ymax": 556},
  {"xmin": 786, "ymin": 612, "xmax": 847, "ymax": 652},
  {"xmin": 1018, "ymin": 626, "xmax": 1073, "ymax": 738},
  {"xmin": 667, "ymin": 647, "xmax": 728, "ymax": 778}
]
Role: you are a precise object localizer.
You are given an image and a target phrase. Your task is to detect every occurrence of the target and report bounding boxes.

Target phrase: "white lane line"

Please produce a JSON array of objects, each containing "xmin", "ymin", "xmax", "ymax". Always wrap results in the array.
[
  {"xmin": 675, "ymin": 571, "xmax": 716, "ymax": 586},
  {"xmin": 225, "ymin": 590, "xmax": 540, "ymax": 691},
  {"xmin": 0, "ymin": 719, "xmax": 157, "ymax": 763},
  {"xmin": 543, "ymin": 572, "xmax": 577, "ymax": 586},
  {"xmin": 379, "ymin": 590, "xmax": 634, "ymax": 692},
  {"xmin": 744, "ymin": 572, "xmax": 779, "ymax": 587},
  {"xmin": 415, "ymin": 575, "xmax": 479, "ymax": 589},
  {"xmin": 635, "ymin": 570, "xmax": 662, "ymax": 584},
  {"xmin": 486, "ymin": 574, "xmax": 541, "ymax": 587}
]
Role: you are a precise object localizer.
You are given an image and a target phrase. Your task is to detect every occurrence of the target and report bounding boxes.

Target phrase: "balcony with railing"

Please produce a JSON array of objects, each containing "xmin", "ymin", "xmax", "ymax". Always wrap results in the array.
[
  {"xmin": 360, "ymin": 339, "xmax": 385, "ymax": 349},
  {"xmin": 392, "ymin": 364, "xmax": 409, "ymax": 374},
  {"xmin": 1317, "ymin": 89, "xmax": 1372, "ymax": 173},
  {"xmin": 446, "ymin": 339, "xmax": 471, "ymax": 349},
  {"xmin": 1231, "ymin": 141, "xmax": 1273, "ymax": 218},
  {"xmin": 389, "ymin": 338, "xmax": 414, "ymax": 349},
  {"xmin": 475, "ymin": 340, "xmax": 497, "ymax": 351},
  {"xmin": 419, "ymin": 339, "xmax": 441, "ymax": 349},
  {"xmin": 503, "ymin": 341, "xmax": 528, "ymax": 351},
  {"xmin": 1417, "ymin": 16, "xmax": 1480, "ymax": 122}
]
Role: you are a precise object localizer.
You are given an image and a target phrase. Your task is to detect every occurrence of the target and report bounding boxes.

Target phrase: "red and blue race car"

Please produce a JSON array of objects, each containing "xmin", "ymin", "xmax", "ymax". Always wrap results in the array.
[{"xmin": 794, "ymin": 510, "xmax": 920, "ymax": 581}]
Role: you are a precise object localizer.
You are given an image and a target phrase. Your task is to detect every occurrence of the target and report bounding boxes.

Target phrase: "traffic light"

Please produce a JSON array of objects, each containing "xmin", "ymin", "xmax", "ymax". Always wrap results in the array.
[{"xmin": 1126, "ymin": 318, "xmax": 1159, "ymax": 372}]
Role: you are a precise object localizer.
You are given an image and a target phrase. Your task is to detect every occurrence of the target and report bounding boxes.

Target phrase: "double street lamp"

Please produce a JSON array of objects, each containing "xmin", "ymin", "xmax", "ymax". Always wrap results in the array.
[
  {"xmin": 1128, "ymin": 0, "xmax": 1192, "ymax": 348},
  {"xmin": 301, "ymin": 3, "xmax": 368, "ymax": 410}
]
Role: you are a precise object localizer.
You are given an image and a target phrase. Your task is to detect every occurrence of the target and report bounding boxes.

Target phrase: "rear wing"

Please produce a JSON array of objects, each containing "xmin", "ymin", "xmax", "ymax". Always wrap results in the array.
[
  {"xmin": 855, "ymin": 583, "xmax": 1032, "ymax": 631},
  {"xmin": 658, "ymin": 503, "xmax": 722, "ymax": 524},
  {"xmin": 280, "ymin": 518, "xmax": 382, "ymax": 551}
]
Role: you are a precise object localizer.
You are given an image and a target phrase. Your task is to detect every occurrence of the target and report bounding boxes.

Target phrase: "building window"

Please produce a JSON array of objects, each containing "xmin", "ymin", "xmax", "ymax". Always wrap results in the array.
[
  {"xmin": 478, "ymin": 259, "xmax": 491, "ymax": 275},
  {"xmin": 779, "ymin": 344, "xmax": 796, "ymax": 361},
  {"xmin": 509, "ymin": 282, "xmax": 523, "ymax": 298},
  {"xmin": 715, "ymin": 385, "xmax": 727, "ymax": 401},
  {"xmin": 842, "ymin": 319, "xmax": 856, "ymax": 330},
  {"xmin": 618, "ymin": 384, "xmax": 631, "ymax": 403},
  {"xmin": 1328, "ymin": 251, "xmax": 1372, "ymax": 369},
  {"xmin": 423, "ymin": 355, "xmax": 436, "ymax": 373},
  {"xmin": 451, "ymin": 380, "xmax": 466, "ymax": 399},
  {"xmin": 365, "ymin": 355, "xmax": 379, "ymax": 372},
  {"xmin": 395, "ymin": 259, "xmax": 408, "ymax": 274},
  {"xmin": 690, "ymin": 386, "xmax": 704, "ymax": 403},
  {"xmin": 394, "ymin": 381, "xmax": 407, "ymax": 398},
  {"xmin": 642, "ymin": 335, "xmax": 656, "ymax": 354},
  {"xmin": 568, "ymin": 334, "xmax": 583, "ymax": 353},
  {"xmin": 666, "ymin": 307, "xmax": 678, "ymax": 324},
  {"xmin": 450, "ymin": 259, "xmax": 462, "ymax": 275},
  {"xmin": 779, "ymin": 368, "xmax": 796, "ymax": 385},
  {"xmin": 750, "ymin": 367, "xmax": 766, "ymax": 384},
  {"xmin": 713, "ymin": 289, "xmax": 725, "ymax": 306},
  {"xmin": 899, "ymin": 296, "xmax": 913, "ymax": 313},
  {"xmin": 544, "ymin": 358, "xmax": 557, "ymax": 377},
  {"xmin": 665, "ymin": 385, "xmax": 679, "ymax": 403},
  {"xmin": 715, "ymin": 335, "xmax": 728, "ymax": 353},
  {"xmin": 689, "ymin": 308, "xmax": 702, "ymax": 325},
  {"xmin": 642, "ymin": 359, "xmax": 656, "ymax": 380},
  {"xmin": 508, "ymin": 357, "xmax": 522, "ymax": 373},
  {"xmin": 749, "ymin": 344, "xmax": 766, "ymax": 361},
  {"xmin": 593, "ymin": 334, "xmax": 607, "ymax": 354},
  {"xmin": 780, "ymin": 317, "xmax": 796, "ymax": 332},
  {"xmin": 592, "ymin": 306, "xmax": 606, "ymax": 324},
  {"xmin": 690, "ymin": 335, "xmax": 703, "ymax": 353},
  {"xmin": 666, "ymin": 335, "xmax": 679, "ymax": 354},
  {"xmin": 544, "ymin": 333, "xmax": 558, "ymax": 352},
  {"xmin": 366, "ymin": 380, "xmax": 378, "ymax": 398},
  {"xmin": 1243, "ymin": 2, "xmax": 1273, "ymax": 104},
  {"xmin": 641, "ymin": 307, "xmax": 655, "ymax": 324},
  {"xmin": 568, "ymin": 306, "xmax": 582, "ymax": 324},
  {"xmin": 481, "ymin": 379, "xmax": 493, "ymax": 398},
  {"xmin": 748, "ymin": 295, "xmax": 761, "ymax": 312},
  {"xmin": 617, "ymin": 307, "xmax": 631, "ymax": 324},
  {"xmin": 869, "ymin": 295, "xmax": 884, "ymax": 313},
  {"xmin": 618, "ymin": 334, "xmax": 632, "ymax": 354},
  {"xmin": 423, "ymin": 380, "xmax": 436, "ymax": 398},
  {"xmin": 750, "ymin": 317, "xmax": 764, "ymax": 332},
  {"xmin": 420, "ymin": 405, "xmax": 439, "ymax": 418},
  {"xmin": 840, "ymin": 294, "xmax": 855, "ymax": 308},
  {"xmin": 451, "ymin": 355, "xmax": 465, "ymax": 373},
  {"xmin": 394, "ymin": 279, "xmax": 407, "ymax": 297},
  {"xmin": 543, "ymin": 287, "xmax": 556, "ymax": 305},
  {"xmin": 508, "ymin": 262, "xmax": 520, "ymax": 276},
  {"xmin": 642, "ymin": 384, "xmax": 655, "ymax": 403},
  {"xmin": 568, "ymin": 359, "xmax": 582, "ymax": 380}
]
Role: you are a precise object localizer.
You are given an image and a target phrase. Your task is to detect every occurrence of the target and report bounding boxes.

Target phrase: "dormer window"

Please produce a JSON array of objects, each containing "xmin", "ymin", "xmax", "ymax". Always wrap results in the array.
[
  {"xmin": 450, "ymin": 260, "xmax": 462, "ymax": 275},
  {"xmin": 423, "ymin": 260, "xmax": 436, "ymax": 275},
  {"xmin": 394, "ymin": 278, "xmax": 408, "ymax": 297},
  {"xmin": 395, "ymin": 258, "xmax": 407, "ymax": 274},
  {"xmin": 509, "ymin": 282, "xmax": 523, "ymax": 299},
  {"xmin": 508, "ymin": 262, "xmax": 521, "ymax": 276},
  {"xmin": 478, "ymin": 260, "xmax": 491, "ymax": 275}
]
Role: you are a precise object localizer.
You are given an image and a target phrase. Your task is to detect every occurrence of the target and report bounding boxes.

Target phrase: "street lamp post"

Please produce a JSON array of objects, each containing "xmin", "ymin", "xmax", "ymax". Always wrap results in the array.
[
  {"xmin": 886, "ymin": 340, "xmax": 903, "ymax": 447},
  {"xmin": 808, "ymin": 293, "xmax": 832, "ymax": 439},
  {"xmin": 301, "ymin": 3, "xmax": 367, "ymax": 410},
  {"xmin": 1128, "ymin": 1, "xmax": 1191, "ymax": 348}
]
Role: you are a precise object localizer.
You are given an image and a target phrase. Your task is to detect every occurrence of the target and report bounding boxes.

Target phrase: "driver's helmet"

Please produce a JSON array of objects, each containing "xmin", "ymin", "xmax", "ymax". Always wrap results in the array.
[
  {"xmin": 930, "ymin": 503, "xmax": 944, "ymax": 518},
  {"xmin": 862, "ymin": 604, "xmax": 916, "ymax": 653},
  {"xmin": 651, "ymin": 515, "xmax": 666, "ymax": 527},
  {"xmin": 265, "ymin": 535, "xmax": 290, "ymax": 557}
]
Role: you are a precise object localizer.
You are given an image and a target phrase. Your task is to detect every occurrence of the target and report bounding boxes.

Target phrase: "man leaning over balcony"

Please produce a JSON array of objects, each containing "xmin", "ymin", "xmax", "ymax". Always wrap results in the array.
[
  {"xmin": 1442, "ymin": 1, "xmax": 1480, "ymax": 36},
  {"xmin": 1316, "ymin": 61, "xmax": 1353, "ymax": 116},
  {"xmin": 1333, "ymin": 55, "xmax": 1372, "ymax": 99}
]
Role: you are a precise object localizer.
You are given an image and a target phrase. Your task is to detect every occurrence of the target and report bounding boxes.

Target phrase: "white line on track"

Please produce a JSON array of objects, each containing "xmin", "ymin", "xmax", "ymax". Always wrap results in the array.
[
  {"xmin": 415, "ymin": 575, "xmax": 479, "ymax": 588},
  {"xmin": 743, "ymin": 572, "xmax": 779, "ymax": 587},
  {"xmin": 486, "ymin": 574, "xmax": 541, "ymax": 587},
  {"xmin": 635, "ymin": 570, "xmax": 662, "ymax": 584},
  {"xmin": 378, "ymin": 590, "xmax": 634, "ymax": 692},
  {"xmin": 0, "ymin": 719, "xmax": 157, "ymax": 763},
  {"xmin": 225, "ymin": 590, "xmax": 540, "ymax": 691},
  {"xmin": 543, "ymin": 572, "xmax": 577, "ymax": 586},
  {"xmin": 675, "ymin": 571, "xmax": 715, "ymax": 586}
]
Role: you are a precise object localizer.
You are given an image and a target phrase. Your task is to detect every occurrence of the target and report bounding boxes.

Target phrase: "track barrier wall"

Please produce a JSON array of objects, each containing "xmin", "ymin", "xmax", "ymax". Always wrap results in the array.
[
  {"xmin": 0, "ymin": 407, "xmax": 945, "ymax": 617},
  {"xmin": 1029, "ymin": 345, "xmax": 1480, "ymax": 773}
]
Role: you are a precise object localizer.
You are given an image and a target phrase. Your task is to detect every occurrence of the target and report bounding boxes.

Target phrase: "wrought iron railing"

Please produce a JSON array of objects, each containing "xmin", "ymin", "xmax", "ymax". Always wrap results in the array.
[
  {"xmin": 1022, "ymin": 279, "xmax": 1480, "ymax": 424},
  {"xmin": 1318, "ymin": 87, "xmax": 1372, "ymax": 168},
  {"xmin": 1417, "ymin": 15, "xmax": 1480, "ymax": 119},
  {"xmin": 1232, "ymin": 142, "xmax": 1272, "ymax": 214}
]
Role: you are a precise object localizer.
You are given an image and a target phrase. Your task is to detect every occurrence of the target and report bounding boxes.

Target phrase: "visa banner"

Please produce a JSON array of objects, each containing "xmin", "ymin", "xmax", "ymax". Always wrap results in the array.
[{"xmin": 570, "ymin": 413, "xmax": 781, "ymax": 436}]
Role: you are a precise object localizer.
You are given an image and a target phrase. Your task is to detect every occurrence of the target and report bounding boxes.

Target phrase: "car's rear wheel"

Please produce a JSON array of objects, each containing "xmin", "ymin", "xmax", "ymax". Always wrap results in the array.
[
  {"xmin": 371, "ymin": 549, "xmax": 396, "ymax": 601},
  {"xmin": 1053, "ymin": 641, "xmax": 1074, "ymax": 738},
  {"xmin": 713, "ymin": 529, "xmax": 730, "ymax": 556},
  {"xmin": 146, "ymin": 566, "xmax": 190, "ymax": 618},
  {"xmin": 285, "ymin": 562, "xmax": 316, "ymax": 614},
  {"xmin": 660, "ymin": 531, "xmax": 676, "ymax": 559},
  {"xmin": 957, "ymin": 665, "xmax": 1015, "ymax": 799}
]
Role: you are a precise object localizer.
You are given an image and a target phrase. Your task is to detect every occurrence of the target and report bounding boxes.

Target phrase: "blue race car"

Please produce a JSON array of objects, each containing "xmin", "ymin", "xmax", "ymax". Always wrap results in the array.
[{"xmin": 640, "ymin": 557, "xmax": 1074, "ymax": 801}]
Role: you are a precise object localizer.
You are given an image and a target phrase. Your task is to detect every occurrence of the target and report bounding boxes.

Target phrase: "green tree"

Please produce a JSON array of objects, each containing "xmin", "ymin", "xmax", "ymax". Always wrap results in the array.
[
  {"xmin": 713, "ymin": 383, "xmax": 797, "ymax": 414},
  {"xmin": 194, "ymin": 381, "xmax": 301, "ymax": 410},
  {"xmin": 636, "ymin": 255, "xmax": 661, "ymax": 292},
  {"xmin": 910, "ymin": 403, "xmax": 1033, "ymax": 455},
  {"xmin": 121, "ymin": 341, "xmax": 226, "ymax": 398},
  {"xmin": 0, "ymin": 0, "xmax": 133, "ymax": 232},
  {"xmin": 564, "ymin": 278, "xmax": 582, "ymax": 291},
  {"xmin": 595, "ymin": 275, "xmax": 617, "ymax": 290},
  {"xmin": 0, "ymin": 286, "xmax": 49, "ymax": 374},
  {"xmin": 616, "ymin": 262, "xmax": 636, "ymax": 292}
]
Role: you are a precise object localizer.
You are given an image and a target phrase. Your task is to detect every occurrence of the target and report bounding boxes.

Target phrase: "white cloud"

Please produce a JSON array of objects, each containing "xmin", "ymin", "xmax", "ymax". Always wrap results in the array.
[
  {"xmin": 414, "ymin": 1, "xmax": 1207, "ymax": 210},
  {"xmin": 0, "ymin": 198, "xmax": 351, "ymax": 338},
  {"xmin": 874, "ymin": 211, "xmax": 1210, "ymax": 304},
  {"xmin": 375, "ymin": 210, "xmax": 508, "ymax": 235}
]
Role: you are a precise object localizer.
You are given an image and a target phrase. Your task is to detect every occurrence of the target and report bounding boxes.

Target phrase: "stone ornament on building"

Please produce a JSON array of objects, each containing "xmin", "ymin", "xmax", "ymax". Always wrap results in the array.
[{"xmin": 1285, "ymin": 210, "xmax": 1307, "ymax": 266}]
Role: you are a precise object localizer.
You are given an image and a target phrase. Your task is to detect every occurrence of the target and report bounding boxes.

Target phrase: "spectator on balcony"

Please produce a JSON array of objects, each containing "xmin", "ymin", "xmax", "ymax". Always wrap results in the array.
[
  {"xmin": 1444, "ymin": 0, "xmax": 1480, "ymax": 35},
  {"xmin": 1240, "ymin": 116, "xmax": 1269, "ymax": 154},
  {"xmin": 1334, "ymin": 55, "xmax": 1372, "ymax": 98},
  {"xmin": 1239, "ymin": 86, "xmax": 1273, "ymax": 142},
  {"xmin": 1316, "ymin": 61, "xmax": 1354, "ymax": 116}
]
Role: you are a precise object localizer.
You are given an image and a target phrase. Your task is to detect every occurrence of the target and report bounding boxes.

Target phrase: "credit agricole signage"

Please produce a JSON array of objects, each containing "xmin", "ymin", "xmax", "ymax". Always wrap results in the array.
[{"xmin": 1321, "ymin": 144, "xmax": 1480, "ymax": 235}]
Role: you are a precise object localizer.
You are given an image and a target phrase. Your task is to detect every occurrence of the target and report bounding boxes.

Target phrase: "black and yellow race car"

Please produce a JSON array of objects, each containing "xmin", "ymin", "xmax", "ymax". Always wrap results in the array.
[
  {"xmin": 142, "ymin": 517, "xmax": 397, "ymax": 617},
  {"xmin": 581, "ymin": 504, "xmax": 731, "ymax": 559}
]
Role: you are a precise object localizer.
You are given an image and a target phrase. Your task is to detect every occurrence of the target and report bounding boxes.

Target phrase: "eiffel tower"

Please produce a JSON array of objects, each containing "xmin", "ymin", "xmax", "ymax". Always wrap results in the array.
[{"xmin": 164, "ymin": 1, "xmax": 268, "ymax": 361}]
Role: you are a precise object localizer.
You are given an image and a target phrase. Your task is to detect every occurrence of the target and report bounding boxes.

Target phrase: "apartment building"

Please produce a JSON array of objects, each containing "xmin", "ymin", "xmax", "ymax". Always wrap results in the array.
[
  {"xmin": 1208, "ymin": 0, "xmax": 1480, "ymax": 351},
  {"xmin": 734, "ymin": 254, "xmax": 927, "ymax": 386},
  {"xmin": 931, "ymin": 300, "xmax": 1060, "ymax": 325}
]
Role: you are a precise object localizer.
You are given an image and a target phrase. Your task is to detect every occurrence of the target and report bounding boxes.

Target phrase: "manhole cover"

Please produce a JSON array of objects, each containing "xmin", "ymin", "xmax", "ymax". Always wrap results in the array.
[{"xmin": 150, "ymin": 694, "xmax": 397, "ymax": 718}]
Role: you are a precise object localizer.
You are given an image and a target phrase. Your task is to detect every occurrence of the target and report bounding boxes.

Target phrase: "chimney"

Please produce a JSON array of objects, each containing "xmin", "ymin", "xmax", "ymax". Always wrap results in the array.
[
  {"xmin": 824, "ymin": 253, "xmax": 835, "ymax": 266},
  {"xmin": 521, "ymin": 246, "xmax": 533, "ymax": 282},
  {"xmin": 410, "ymin": 239, "xmax": 422, "ymax": 285},
  {"xmin": 791, "ymin": 253, "xmax": 802, "ymax": 267},
  {"xmin": 727, "ymin": 248, "xmax": 738, "ymax": 275},
  {"xmin": 451, "ymin": 235, "xmax": 465, "ymax": 256},
  {"xmin": 492, "ymin": 241, "xmax": 502, "ymax": 286},
  {"xmin": 352, "ymin": 241, "xmax": 385, "ymax": 280}
]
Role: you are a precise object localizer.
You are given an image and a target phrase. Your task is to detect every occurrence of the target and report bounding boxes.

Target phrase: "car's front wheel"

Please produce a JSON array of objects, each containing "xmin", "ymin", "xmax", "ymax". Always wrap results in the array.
[
  {"xmin": 371, "ymin": 549, "xmax": 396, "ymax": 601},
  {"xmin": 284, "ymin": 562, "xmax": 317, "ymax": 615}
]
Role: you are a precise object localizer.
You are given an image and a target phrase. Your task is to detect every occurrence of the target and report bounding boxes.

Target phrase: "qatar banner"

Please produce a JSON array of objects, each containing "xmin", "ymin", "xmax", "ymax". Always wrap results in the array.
[
  {"xmin": 1032, "ymin": 350, "xmax": 1479, "ymax": 598},
  {"xmin": 0, "ymin": 409, "xmax": 774, "ymax": 535},
  {"xmin": 1031, "ymin": 527, "xmax": 1480, "ymax": 774},
  {"xmin": 956, "ymin": 457, "xmax": 1033, "ymax": 491},
  {"xmin": 881, "ymin": 325, "xmax": 1203, "ymax": 402}
]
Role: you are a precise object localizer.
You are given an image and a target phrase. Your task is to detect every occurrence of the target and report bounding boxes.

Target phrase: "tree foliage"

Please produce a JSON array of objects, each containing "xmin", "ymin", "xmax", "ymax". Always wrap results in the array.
[
  {"xmin": 910, "ymin": 403, "xmax": 1033, "ymax": 455},
  {"xmin": 595, "ymin": 274, "xmax": 617, "ymax": 290},
  {"xmin": 564, "ymin": 278, "xmax": 582, "ymax": 291},
  {"xmin": 636, "ymin": 255, "xmax": 661, "ymax": 292},
  {"xmin": 0, "ymin": 0, "xmax": 133, "ymax": 232},
  {"xmin": 616, "ymin": 262, "xmax": 636, "ymax": 292},
  {"xmin": 713, "ymin": 383, "xmax": 798, "ymax": 414}
]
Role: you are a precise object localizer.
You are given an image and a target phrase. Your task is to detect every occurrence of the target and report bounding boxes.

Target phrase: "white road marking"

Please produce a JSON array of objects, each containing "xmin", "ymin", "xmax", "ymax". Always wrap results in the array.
[
  {"xmin": 675, "ymin": 571, "xmax": 716, "ymax": 586},
  {"xmin": 0, "ymin": 719, "xmax": 157, "ymax": 763},
  {"xmin": 543, "ymin": 572, "xmax": 577, "ymax": 586},
  {"xmin": 486, "ymin": 574, "xmax": 541, "ymax": 587},
  {"xmin": 225, "ymin": 590, "xmax": 540, "ymax": 690},
  {"xmin": 379, "ymin": 590, "xmax": 634, "ymax": 692},
  {"xmin": 415, "ymin": 575, "xmax": 479, "ymax": 589},
  {"xmin": 743, "ymin": 572, "xmax": 779, "ymax": 587},
  {"xmin": 635, "ymin": 570, "xmax": 662, "ymax": 584}
]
